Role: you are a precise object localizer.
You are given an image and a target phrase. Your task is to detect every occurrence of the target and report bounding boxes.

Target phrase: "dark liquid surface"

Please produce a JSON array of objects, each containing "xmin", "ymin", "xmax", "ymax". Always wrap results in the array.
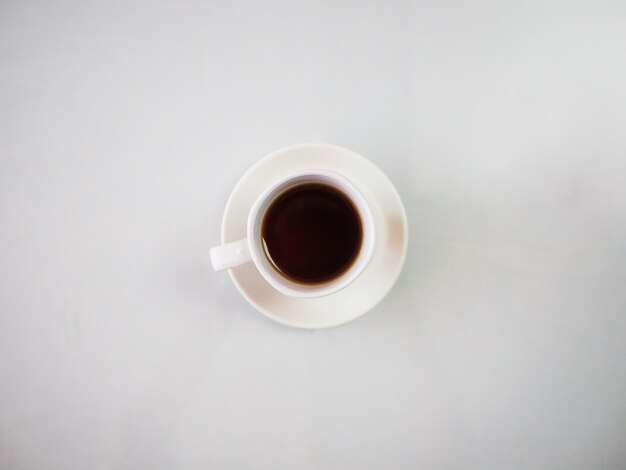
[{"xmin": 261, "ymin": 183, "xmax": 362, "ymax": 284}]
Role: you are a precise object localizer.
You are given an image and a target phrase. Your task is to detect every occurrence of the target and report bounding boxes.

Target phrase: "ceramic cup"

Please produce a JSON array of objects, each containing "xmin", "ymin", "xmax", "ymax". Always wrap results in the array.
[{"xmin": 210, "ymin": 170, "xmax": 376, "ymax": 298}]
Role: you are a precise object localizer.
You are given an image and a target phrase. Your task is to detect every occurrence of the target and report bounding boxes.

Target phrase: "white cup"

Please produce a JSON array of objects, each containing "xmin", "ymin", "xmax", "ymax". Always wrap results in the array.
[{"xmin": 210, "ymin": 170, "xmax": 376, "ymax": 298}]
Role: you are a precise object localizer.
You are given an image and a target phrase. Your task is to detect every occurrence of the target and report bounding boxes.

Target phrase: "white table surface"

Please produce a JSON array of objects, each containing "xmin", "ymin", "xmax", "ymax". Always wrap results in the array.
[{"xmin": 2, "ymin": 1, "xmax": 626, "ymax": 468}]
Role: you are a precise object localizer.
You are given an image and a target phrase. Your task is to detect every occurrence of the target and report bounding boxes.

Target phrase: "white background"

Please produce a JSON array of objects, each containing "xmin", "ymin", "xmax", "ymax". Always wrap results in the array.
[{"xmin": 2, "ymin": 0, "xmax": 626, "ymax": 468}]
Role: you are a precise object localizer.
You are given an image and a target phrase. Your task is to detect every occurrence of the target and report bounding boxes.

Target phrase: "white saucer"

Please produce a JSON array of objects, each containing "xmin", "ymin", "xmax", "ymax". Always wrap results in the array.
[{"xmin": 221, "ymin": 143, "xmax": 408, "ymax": 328}]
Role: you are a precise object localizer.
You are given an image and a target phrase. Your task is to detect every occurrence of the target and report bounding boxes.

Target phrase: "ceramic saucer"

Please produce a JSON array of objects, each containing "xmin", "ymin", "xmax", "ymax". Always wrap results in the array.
[{"xmin": 221, "ymin": 143, "xmax": 408, "ymax": 328}]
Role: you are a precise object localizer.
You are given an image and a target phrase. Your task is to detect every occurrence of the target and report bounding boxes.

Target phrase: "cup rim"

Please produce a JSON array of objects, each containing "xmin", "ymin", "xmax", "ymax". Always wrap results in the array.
[{"xmin": 246, "ymin": 169, "xmax": 376, "ymax": 298}]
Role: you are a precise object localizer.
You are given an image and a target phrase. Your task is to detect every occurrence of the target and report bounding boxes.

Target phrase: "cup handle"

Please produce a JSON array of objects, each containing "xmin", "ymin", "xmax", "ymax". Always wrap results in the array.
[{"xmin": 210, "ymin": 238, "xmax": 252, "ymax": 271}]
